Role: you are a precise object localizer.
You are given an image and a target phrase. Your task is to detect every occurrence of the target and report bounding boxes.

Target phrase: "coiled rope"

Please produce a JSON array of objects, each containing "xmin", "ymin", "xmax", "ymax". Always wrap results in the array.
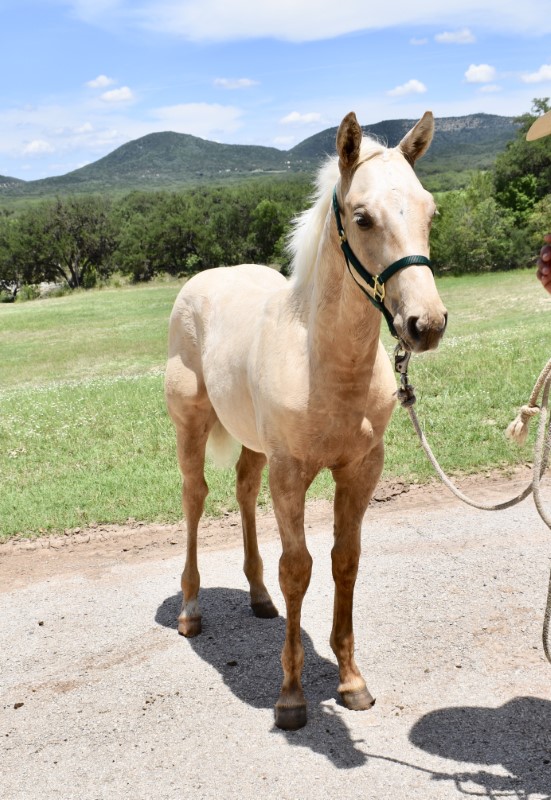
[{"xmin": 395, "ymin": 348, "xmax": 551, "ymax": 663}]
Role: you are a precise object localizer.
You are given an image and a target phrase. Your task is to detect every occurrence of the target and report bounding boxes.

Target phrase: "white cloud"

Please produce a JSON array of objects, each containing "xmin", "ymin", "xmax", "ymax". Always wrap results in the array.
[
  {"xmin": 74, "ymin": 122, "xmax": 94, "ymax": 133},
  {"xmin": 280, "ymin": 111, "xmax": 322, "ymax": 124},
  {"xmin": 465, "ymin": 63, "xmax": 497, "ymax": 83},
  {"xmin": 479, "ymin": 83, "xmax": 502, "ymax": 93},
  {"xmin": 0, "ymin": 97, "xmax": 244, "ymax": 172},
  {"xmin": 100, "ymin": 86, "xmax": 134, "ymax": 103},
  {"xmin": 435, "ymin": 27, "xmax": 476, "ymax": 44},
  {"xmin": 82, "ymin": 1, "xmax": 551, "ymax": 43},
  {"xmin": 22, "ymin": 139, "xmax": 55, "ymax": 155},
  {"xmin": 150, "ymin": 103, "xmax": 243, "ymax": 138},
  {"xmin": 67, "ymin": 0, "xmax": 123, "ymax": 24},
  {"xmin": 53, "ymin": 122, "xmax": 95, "ymax": 136},
  {"xmin": 521, "ymin": 64, "xmax": 551, "ymax": 83},
  {"xmin": 387, "ymin": 79, "xmax": 427, "ymax": 97},
  {"xmin": 410, "ymin": 37, "xmax": 428, "ymax": 45},
  {"xmin": 214, "ymin": 77, "xmax": 259, "ymax": 89},
  {"xmin": 86, "ymin": 74, "xmax": 115, "ymax": 89}
]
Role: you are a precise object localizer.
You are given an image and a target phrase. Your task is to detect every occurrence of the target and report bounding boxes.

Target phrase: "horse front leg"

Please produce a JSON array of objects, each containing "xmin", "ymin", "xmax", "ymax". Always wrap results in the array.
[
  {"xmin": 269, "ymin": 456, "xmax": 314, "ymax": 731},
  {"xmin": 330, "ymin": 443, "xmax": 384, "ymax": 711}
]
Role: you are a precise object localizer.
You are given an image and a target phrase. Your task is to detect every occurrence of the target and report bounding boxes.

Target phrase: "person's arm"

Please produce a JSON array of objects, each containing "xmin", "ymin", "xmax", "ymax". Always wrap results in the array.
[{"xmin": 537, "ymin": 234, "xmax": 551, "ymax": 294}]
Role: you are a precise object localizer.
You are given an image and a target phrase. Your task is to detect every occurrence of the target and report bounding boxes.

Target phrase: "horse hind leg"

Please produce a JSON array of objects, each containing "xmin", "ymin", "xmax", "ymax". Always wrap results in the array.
[
  {"xmin": 236, "ymin": 447, "xmax": 278, "ymax": 619},
  {"xmin": 173, "ymin": 407, "xmax": 216, "ymax": 638}
]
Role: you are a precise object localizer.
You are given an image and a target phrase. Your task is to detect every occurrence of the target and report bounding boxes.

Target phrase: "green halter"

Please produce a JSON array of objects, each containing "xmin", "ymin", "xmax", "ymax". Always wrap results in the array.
[{"xmin": 332, "ymin": 187, "xmax": 433, "ymax": 340}]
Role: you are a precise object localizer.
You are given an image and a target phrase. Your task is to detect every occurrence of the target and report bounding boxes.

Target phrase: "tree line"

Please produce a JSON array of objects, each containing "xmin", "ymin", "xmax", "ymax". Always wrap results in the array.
[
  {"xmin": 1, "ymin": 100, "xmax": 551, "ymax": 301},
  {"xmin": 431, "ymin": 99, "xmax": 551, "ymax": 274},
  {"xmin": 0, "ymin": 178, "xmax": 311, "ymax": 300}
]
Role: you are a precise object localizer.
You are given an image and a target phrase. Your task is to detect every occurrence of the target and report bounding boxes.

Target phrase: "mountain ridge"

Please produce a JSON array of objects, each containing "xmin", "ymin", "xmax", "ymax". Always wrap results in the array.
[{"xmin": 0, "ymin": 113, "xmax": 518, "ymax": 199}]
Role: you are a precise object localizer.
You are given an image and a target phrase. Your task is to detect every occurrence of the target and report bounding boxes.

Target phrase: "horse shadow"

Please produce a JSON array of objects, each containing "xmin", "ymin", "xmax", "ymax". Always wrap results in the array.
[
  {"xmin": 155, "ymin": 589, "xmax": 551, "ymax": 788},
  {"xmin": 407, "ymin": 696, "xmax": 551, "ymax": 798},
  {"xmin": 155, "ymin": 587, "xmax": 367, "ymax": 768}
]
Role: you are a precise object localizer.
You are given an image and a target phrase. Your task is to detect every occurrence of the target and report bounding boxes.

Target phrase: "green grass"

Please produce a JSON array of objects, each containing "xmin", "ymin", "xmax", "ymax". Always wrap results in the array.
[
  {"xmin": 0, "ymin": 282, "xmax": 174, "ymax": 387},
  {"xmin": 1, "ymin": 269, "xmax": 549, "ymax": 539},
  {"xmin": 381, "ymin": 269, "xmax": 550, "ymax": 480}
]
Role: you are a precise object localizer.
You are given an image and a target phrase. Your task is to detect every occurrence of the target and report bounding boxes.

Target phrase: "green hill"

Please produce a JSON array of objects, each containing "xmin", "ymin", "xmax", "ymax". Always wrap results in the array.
[
  {"xmin": 0, "ymin": 175, "xmax": 25, "ymax": 190},
  {"xmin": 0, "ymin": 113, "xmax": 518, "ymax": 201},
  {"xmin": 0, "ymin": 132, "xmax": 293, "ymax": 199},
  {"xmin": 290, "ymin": 113, "xmax": 518, "ymax": 188}
]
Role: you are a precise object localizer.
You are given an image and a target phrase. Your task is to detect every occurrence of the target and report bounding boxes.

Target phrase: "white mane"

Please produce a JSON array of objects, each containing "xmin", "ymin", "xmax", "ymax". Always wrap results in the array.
[{"xmin": 288, "ymin": 136, "xmax": 387, "ymax": 289}]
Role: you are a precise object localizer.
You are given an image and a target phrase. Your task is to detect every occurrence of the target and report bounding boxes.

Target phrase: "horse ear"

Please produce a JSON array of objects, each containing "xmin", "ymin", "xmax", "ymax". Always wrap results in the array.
[
  {"xmin": 399, "ymin": 111, "xmax": 434, "ymax": 166},
  {"xmin": 336, "ymin": 112, "xmax": 362, "ymax": 172}
]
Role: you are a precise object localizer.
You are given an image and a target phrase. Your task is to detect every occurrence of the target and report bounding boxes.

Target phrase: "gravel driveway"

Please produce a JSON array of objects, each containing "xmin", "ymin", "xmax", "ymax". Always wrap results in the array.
[{"xmin": 2, "ymin": 474, "xmax": 551, "ymax": 800}]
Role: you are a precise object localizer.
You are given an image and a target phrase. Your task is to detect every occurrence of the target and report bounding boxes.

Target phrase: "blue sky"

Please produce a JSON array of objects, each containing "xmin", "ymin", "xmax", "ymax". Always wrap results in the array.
[{"xmin": 2, "ymin": 0, "xmax": 551, "ymax": 181}]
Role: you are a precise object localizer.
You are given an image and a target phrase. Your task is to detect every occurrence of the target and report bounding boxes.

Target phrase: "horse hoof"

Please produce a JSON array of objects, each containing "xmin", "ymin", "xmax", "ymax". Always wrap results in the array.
[
  {"xmin": 340, "ymin": 687, "xmax": 375, "ymax": 711},
  {"xmin": 251, "ymin": 600, "xmax": 279, "ymax": 619},
  {"xmin": 178, "ymin": 617, "xmax": 202, "ymax": 637},
  {"xmin": 274, "ymin": 704, "xmax": 307, "ymax": 731}
]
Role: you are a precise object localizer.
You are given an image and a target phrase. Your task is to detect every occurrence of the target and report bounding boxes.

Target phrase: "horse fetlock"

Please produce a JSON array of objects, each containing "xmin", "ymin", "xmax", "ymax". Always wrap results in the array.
[
  {"xmin": 251, "ymin": 597, "xmax": 279, "ymax": 619},
  {"xmin": 178, "ymin": 599, "xmax": 202, "ymax": 637}
]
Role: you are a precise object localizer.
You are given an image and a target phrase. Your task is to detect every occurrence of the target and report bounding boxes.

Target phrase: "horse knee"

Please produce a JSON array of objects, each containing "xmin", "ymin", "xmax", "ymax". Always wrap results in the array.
[
  {"xmin": 331, "ymin": 544, "xmax": 360, "ymax": 584},
  {"xmin": 279, "ymin": 548, "xmax": 313, "ymax": 597},
  {"xmin": 182, "ymin": 475, "xmax": 208, "ymax": 509}
]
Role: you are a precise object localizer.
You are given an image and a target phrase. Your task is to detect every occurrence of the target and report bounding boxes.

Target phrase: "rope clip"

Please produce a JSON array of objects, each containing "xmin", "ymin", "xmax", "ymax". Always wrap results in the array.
[{"xmin": 394, "ymin": 343, "xmax": 416, "ymax": 407}]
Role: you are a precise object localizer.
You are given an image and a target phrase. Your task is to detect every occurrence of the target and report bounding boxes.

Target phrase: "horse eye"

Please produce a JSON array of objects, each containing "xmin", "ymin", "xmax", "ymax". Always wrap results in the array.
[{"xmin": 354, "ymin": 213, "xmax": 373, "ymax": 229}]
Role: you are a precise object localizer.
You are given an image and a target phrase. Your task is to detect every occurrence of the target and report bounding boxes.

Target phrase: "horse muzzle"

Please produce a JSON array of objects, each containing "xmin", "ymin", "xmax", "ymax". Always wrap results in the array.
[{"xmin": 393, "ymin": 308, "xmax": 448, "ymax": 353}]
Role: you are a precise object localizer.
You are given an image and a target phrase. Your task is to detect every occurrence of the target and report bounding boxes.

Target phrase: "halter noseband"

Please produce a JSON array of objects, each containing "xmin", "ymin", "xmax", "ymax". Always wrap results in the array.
[{"xmin": 332, "ymin": 187, "xmax": 433, "ymax": 340}]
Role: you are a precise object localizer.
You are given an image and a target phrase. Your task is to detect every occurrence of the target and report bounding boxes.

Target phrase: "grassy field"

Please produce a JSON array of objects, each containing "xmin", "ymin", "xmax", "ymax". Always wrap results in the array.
[{"xmin": 1, "ymin": 269, "xmax": 549, "ymax": 540}]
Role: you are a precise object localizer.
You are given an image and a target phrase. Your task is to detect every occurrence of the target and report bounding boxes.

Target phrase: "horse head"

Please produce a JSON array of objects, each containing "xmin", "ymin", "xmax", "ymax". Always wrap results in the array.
[{"xmin": 335, "ymin": 111, "xmax": 447, "ymax": 353}]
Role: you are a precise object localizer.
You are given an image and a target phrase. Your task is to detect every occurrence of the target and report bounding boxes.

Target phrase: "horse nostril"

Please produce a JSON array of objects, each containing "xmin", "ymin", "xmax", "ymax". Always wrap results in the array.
[
  {"xmin": 443, "ymin": 311, "xmax": 449, "ymax": 331},
  {"xmin": 405, "ymin": 312, "xmax": 447, "ymax": 350},
  {"xmin": 407, "ymin": 316, "xmax": 421, "ymax": 343}
]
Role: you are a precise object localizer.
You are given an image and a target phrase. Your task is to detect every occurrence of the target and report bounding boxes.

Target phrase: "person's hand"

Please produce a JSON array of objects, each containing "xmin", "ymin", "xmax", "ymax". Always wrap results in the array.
[{"xmin": 536, "ymin": 234, "xmax": 551, "ymax": 294}]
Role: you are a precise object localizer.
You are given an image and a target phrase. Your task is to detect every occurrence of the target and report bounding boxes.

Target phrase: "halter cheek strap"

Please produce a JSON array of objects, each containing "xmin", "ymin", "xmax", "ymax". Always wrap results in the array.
[{"xmin": 332, "ymin": 187, "xmax": 433, "ymax": 340}]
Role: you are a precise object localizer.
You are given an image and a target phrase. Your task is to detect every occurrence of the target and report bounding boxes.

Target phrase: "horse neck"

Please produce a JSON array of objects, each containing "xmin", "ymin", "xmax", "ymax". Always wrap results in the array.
[{"xmin": 297, "ymin": 212, "xmax": 383, "ymax": 378}]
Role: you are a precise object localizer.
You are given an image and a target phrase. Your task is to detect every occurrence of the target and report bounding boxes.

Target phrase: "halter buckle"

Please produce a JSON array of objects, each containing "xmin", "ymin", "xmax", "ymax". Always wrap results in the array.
[{"xmin": 372, "ymin": 276, "xmax": 385, "ymax": 303}]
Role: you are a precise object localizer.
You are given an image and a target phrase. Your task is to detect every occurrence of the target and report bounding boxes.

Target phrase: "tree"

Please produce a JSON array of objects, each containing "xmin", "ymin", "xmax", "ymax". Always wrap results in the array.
[
  {"xmin": 431, "ymin": 172, "xmax": 520, "ymax": 274},
  {"xmin": 114, "ymin": 192, "xmax": 204, "ymax": 279},
  {"xmin": 494, "ymin": 98, "xmax": 551, "ymax": 223},
  {"xmin": 0, "ymin": 214, "xmax": 32, "ymax": 300},
  {"xmin": 12, "ymin": 196, "xmax": 118, "ymax": 289},
  {"xmin": 523, "ymin": 194, "xmax": 551, "ymax": 255},
  {"xmin": 247, "ymin": 199, "xmax": 286, "ymax": 264}
]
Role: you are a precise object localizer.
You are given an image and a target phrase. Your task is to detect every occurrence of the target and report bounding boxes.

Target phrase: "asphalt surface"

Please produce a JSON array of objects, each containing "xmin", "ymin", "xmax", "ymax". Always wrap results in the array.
[{"xmin": 2, "ymin": 485, "xmax": 551, "ymax": 800}]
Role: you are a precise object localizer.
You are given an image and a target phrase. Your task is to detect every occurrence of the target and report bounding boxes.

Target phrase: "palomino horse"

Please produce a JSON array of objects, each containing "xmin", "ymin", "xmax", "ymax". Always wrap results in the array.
[{"xmin": 165, "ymin": 110, "xmax": 447, "ymax": 730}]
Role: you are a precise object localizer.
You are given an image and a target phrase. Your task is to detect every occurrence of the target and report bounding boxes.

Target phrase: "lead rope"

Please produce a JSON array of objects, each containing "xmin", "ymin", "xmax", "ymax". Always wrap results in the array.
[{"xmin": 395, "ymin": 346, "xmax": 551, "ymax": 663}]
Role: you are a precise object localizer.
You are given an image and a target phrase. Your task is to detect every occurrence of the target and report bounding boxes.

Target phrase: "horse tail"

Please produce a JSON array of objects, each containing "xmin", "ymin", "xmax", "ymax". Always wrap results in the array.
[{"xmin": 206, "ymin": 420, "xmax": 241, "ymax": 468}]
